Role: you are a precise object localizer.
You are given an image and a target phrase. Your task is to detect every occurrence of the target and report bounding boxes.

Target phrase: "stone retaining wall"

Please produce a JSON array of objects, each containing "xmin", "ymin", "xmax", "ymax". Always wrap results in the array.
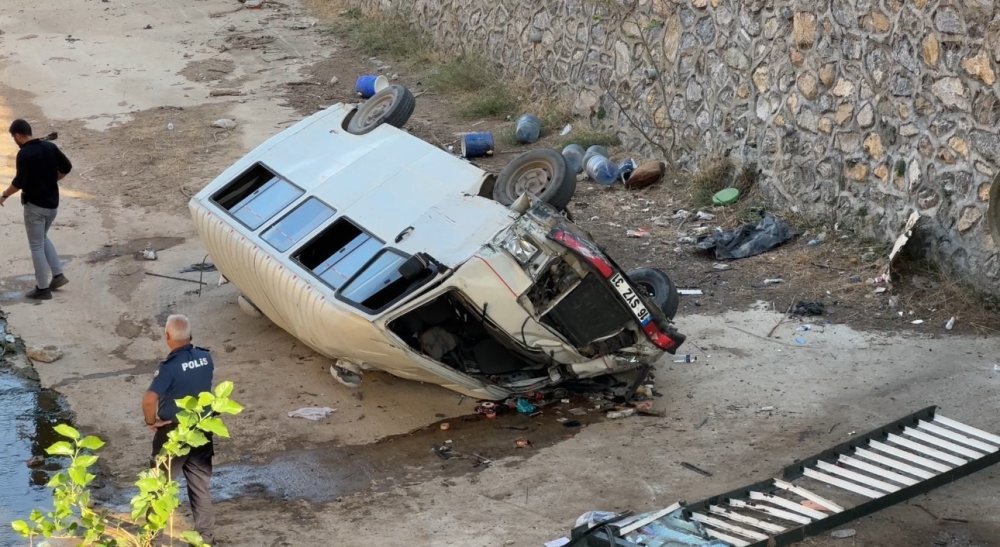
[{"xmin": 347, "ymin": 0, "xmax": 1000, "ymax": 291}]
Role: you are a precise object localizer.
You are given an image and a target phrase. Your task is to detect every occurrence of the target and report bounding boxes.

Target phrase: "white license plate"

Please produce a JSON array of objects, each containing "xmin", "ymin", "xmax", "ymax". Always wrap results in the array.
[{"xmin": 610, "ymin": 273, "xmax": 651, "ymax": 325}]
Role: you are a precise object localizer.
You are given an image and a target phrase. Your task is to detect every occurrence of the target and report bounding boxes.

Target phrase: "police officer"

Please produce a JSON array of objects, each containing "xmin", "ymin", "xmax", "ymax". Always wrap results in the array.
[{"xmin": 142, "ymin": 314, "xmax": 215, "ymax": 544}]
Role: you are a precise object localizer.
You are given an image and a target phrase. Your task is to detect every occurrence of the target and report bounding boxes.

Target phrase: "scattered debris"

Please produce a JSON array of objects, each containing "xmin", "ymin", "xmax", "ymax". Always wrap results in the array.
[
  {"xmin": 794, "ymin": 337, "xmax": 808, "ymax": 345},
  {"xmin": 179, "ymin": 262, "xmax": 217, "ymax": 273},
  {"xmin": 515, "ymin": 398, "xmax": 538, "ymax": 415},
  {"xmin": 673, "ymin": 354, "xmax": 697, "ymax": 363},
  {"xmin": 209, "ymin": 89, "xmax": 244, "ymax": 97},
  {"xmin": 212, "ymin": 118, "xmax": 238, "ymax": 129},
  {"xmin": 606, "ymin": 408, "xmax": 636, "ymax": 419},
  {"xmin": 476, "ymin": 401, "xmax": 498, "ymax": 419},
  {"xmin": 26, "ymin": 345, "xmax": 63, "ymax": 363},
  {"xmin": 562, "ymin": 420, "xmax": 582, "ymax": 428},
  {"xmin": 883, "ymin": 211, "xmax": 922, "ymax": 284},
  {"xmin": 874, "ymin": 286, "xmax": 887, "ymax": 294},
  {"xmin": 791, "ymin": 301, "xmax": 826, "ymax": 316},
  {"xmin": 623, "ymin": 160, "xmax": 664, "ymax": 189},
  {"xmin": 559, "ymin": 124, "xmax": 572, "ymax": 136},
  {"xmin": 626, "ymin": 228, "xmax": 650, "ymax": 238},
  {"xmin": 763, "ymin": 278, "xmax": 785, "ymax": 285},
  {"xmin": 758, "ymin": 406, "xmax": 776, "ymax": 412},
  {"xmin": 141, "ymin": 248, "xmax": 157, "ymax": 260},
  {"xmin": 287, "ymin": 407, "xmax": 336, "ymax": 421},
  {"xmin": 911, "ymin": 319, "xmax": 924, "ymax": 325},
  {"xmin": 328, "ymin": 76, "xmax": 339, "ymax": 86},
  {"xmin": 672, "ymin": 209, "xmax": 691, "ymax": 220},
  {"xmin": 679, "ymin": 461, "xmax": 713, "ymax": 477},
  {"xmin": 143, "ymin": 24, "xmax": 153, "ymax": 30},
  {"xmin": 433, "ymin": 444, "xmax": 454, "ymax": 460},
  {"xmin": 695, "ymin": 211, "xmax": 715, "ymax": 221},
  {"xmin": 439, "ymin": 422, "xmax": 450, "ymax": 431},
  {"xmin": 514, "ymin": 438, "xmax": 532, "ymax": 448},
  {"xmin": 830, "ymin": 528, "xmax": 857, "ymax": 539},
  {"xmin": 711, "ymin": 263, "xmax": 730, "ymax": 271},
  {"xmin": 696, "ymin": 212, "xmax": 797, "ymax": 260},
  {"xmin": 568, "ymin": 407, "xmax": 587, "ymax": 416},
  {"xmin": 945, "ymin": 316, "xmax": 956, "ymax": 330},
  {"xmin": 677, "ymin": 235, "xmax": 696, "ymax": 244},
  {"xmin": 633, "ymin": 401, "xmax": 665, "ymax": 417},
  {"xmin": 329, "ymin": 363, "xmax": 362, "ymax": 387},
  {"xmin": 677, "ymin": 289, "xmax": 703, "ymax": 296},
  {"xmin": 712, "ymin": 187, "xmax": 741, "ymax": 206}
]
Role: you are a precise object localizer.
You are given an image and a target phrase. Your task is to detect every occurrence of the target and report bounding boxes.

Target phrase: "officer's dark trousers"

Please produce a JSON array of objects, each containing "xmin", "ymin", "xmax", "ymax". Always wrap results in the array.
[{"xmin": 152, "ymin": 425, "xmax": 215, "ymax": 542}]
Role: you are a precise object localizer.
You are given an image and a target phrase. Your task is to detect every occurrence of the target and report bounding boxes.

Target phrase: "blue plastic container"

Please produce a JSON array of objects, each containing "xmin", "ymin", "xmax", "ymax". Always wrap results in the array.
[
  {"xmin": 515, "ymin": 114, "xmax": 541, "ymax": 144},
  {"xmin": 561, "ymin": 144, "xmax": 585, "ymax": 174},
  {"xmin": 461, "ymin": 132, "xmax": 495, "ymax": 158},
  {"xmin": 355, "ymin": 74, "xmax": 389, "ymax": 98},
  {"xmin": 583, "ymin": 145, "xmax": 609, "ymax": 164},
  {"xmin": 616, "ymin": 158, "xmax": 637, "ymax": 182},
  {"xmin": 586, "ymin": 155, "xmax": 618, "ymax": 186}
]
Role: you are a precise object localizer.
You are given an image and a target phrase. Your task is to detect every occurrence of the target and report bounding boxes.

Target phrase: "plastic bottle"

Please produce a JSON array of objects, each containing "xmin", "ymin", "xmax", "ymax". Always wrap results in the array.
[
  {"xmin": 583, "ymin": 145, "xmax": 609, "ymax": 164},
  {"xmin": 673, "ymin": 354, "xmax": 697, "ymax": 363},
  {"xmin": 561, "ymin": 144, "xmax": 585, "ymax": 174},
  {"xmin": 616, "ymin": 158, "xmax": 636, "ymax": 182},
  {"xmin": 514, "ymin": 114, "xmax": 541, "ymax": 144},
  {"xmin": 586, "ymin": 155, "xmax": 618, "ymax": 186}
]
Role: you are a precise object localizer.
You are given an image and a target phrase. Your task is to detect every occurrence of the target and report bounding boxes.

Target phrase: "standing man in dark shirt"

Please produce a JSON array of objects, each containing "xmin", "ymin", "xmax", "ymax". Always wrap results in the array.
[
  {"xmin": 142, "ymin": 314, "xmax": 216, "ymax": 544},
  {"xmin": 1, "ymin": 119, "xmax": 72, "ymax": 300}
]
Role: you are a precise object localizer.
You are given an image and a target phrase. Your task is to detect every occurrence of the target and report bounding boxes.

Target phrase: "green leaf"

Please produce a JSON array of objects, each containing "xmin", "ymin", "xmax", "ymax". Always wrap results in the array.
[
  {"xmin": 186, "ymin": 429, "xmax": 210, "ymax": 447},
  {"xmin": 176, "ymin": 412, "xmax": 195, "ymax": 428},
  {"xmin": 211, "ymin": 399, "xmax": 244, "ymax": 415},
  {"xmin": 77, "ymin": 435, "xmax": 106, "ymax": 451},
  {"xmin": 68, "ymin": 465, "xmax": 89, "ymax": 486},
  {"xmin": 196, "ymin": 417, "xmax": 230, "ymax": 438},
  {"xmin": 135, "ymin": 477, "xmax": 162, "ymax": 493},
  {"xmin": 46, "ymin": 472, "xmax": 67, "ymax": 488},
  {"xmin": 214, "ymin": 381, "xmax": 234, "ymax": 399},
  {"xmin": 197, "ymin": 392, "xmax": 215, "ymax": 407},
  {"xmin": 176, "ymin": 396, "xmax": 199, "ymax": 411},
  {"xmin": 11, "ymin": 520, "xmax": 32, "ymax": 536},
  {"xmin": 29, "ymin": 509, "xmax": 43, "ymax": 522},
  {"xmin": 75, "ymin": 454, "xmax": 99, "ymax": 468},
  {"xmin": 181, "ymin": 530, "xmax": 207, "ymax": 546},
  {"xmin": 46, "ymin": 441, "xmax": 75, "ymax": 457},
  {"xmin": 53, "ymin": 424, "xmax": 80, "ymax": 440}
]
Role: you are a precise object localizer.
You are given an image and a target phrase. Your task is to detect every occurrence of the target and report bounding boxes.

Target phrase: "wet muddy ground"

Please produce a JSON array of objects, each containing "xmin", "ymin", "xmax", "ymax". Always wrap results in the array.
[{"xmin": 0, "ymin": 333, "xmax": 72, "ymax": 545}]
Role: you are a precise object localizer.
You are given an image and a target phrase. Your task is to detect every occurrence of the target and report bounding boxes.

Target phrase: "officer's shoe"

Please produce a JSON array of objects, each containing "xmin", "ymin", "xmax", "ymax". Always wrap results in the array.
[
  {"xmin": 26, "ymin": 287, "xmax": 52, "ymax": 300},
  {"xmin": 50, "ymin": 274, "xmax": 69, "ymax": 290}
]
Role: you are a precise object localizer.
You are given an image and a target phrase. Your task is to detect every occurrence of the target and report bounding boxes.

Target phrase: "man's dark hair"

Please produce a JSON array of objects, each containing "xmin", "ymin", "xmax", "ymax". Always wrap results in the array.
[{"xmin": 9, "ymin": 119, "xmax": 32, "ymax": 137}]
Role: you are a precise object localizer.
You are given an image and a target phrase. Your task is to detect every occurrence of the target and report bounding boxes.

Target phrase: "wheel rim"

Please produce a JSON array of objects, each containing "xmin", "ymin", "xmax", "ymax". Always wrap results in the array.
[
  {"xmin": 636, "ymin": 281, "xmax": 656, "ymax": 298},
  {"xmin": 360, "ymin": 93, "xmax": 396, "ymax": 127},
  {"xmin": 511, "ymin": 159, "xmax": 554, "ymax": 196}
]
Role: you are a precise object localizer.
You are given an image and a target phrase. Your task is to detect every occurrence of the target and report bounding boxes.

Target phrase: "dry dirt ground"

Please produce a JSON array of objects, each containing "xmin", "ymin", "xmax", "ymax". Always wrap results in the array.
[{"xmin": 0, "ymin": 1, "xmax": 998, "ymax": 546}]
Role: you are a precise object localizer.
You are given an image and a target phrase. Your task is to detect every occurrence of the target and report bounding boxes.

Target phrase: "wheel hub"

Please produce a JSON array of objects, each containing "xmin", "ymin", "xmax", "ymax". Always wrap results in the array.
[{"xmin": 513, "ymin": 163, "xmax": 552, "ymax": 196}]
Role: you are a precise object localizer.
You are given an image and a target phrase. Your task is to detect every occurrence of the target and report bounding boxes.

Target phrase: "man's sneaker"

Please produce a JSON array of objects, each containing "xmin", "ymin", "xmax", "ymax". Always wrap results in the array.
[
  {"xmin": 50, "ymin": 274, "xmax": 69, "ymax": 290},
  {"xmin": 26, "ymin": 287, "xmax": 52, "ymax": 300}
]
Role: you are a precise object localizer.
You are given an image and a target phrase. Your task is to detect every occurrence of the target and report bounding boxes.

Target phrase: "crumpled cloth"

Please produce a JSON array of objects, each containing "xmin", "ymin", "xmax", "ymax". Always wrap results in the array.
[
  {"xmin": 696, "ymin": 212, "xmax": 797, "ymax": 260},
  {"xmin": 287, "ymin": 407, "xmax": 337, "ymax": 421}
]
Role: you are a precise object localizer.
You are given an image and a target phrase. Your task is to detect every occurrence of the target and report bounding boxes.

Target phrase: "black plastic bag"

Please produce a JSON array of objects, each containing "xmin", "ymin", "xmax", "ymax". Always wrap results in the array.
[{"xmin": 696, "ymin": 212, "xmax": 797, "ymax": 260}]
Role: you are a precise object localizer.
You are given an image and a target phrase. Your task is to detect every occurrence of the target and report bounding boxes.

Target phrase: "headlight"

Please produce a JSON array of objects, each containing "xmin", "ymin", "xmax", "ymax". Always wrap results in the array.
[{"xmin": 503, "ymin": 234, "xmax": 539, "ymax": 264}]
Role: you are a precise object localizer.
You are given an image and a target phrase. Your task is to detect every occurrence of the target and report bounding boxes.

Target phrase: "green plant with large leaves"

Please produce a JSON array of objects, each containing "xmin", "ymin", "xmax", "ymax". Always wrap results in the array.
[{"xmin": 11, "ymin": 381, "xmax": 243, "ymax": 546}]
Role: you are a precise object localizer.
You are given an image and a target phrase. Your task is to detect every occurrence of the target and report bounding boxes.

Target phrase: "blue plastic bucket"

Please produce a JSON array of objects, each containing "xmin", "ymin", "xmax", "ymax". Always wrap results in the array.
[
  {"xmin": 355, "ymin": 74, "xmax": 389, "ymax": 98},
  {"xmin": 461, "ymin": 132, "xmax": 495, "ymax": 158},
  {"xmin": 515, "ymin": 114, "xmax": 541, "ymax": 144}
]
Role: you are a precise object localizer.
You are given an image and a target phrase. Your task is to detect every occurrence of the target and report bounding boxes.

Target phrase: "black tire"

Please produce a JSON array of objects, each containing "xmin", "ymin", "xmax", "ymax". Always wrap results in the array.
[
  {"xmin": 346, "ymin": 84, "xmax": 415, "ymax": 135},
  {"xmin": 626, "ymin": 267, "xmax": 679, "ymax": 320},
  {"xmin": 493, "ymin": 149, "xmax": 576, "ymax": 210}
]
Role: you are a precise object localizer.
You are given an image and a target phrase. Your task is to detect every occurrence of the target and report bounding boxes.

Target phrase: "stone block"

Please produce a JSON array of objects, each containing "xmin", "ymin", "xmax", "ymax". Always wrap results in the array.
[
  {"xmin": 931, "ymin": 77, "xmax": 968, "ymax": 109},
  {"xmin": 792, "ymin": 12, "xmax": 817, "ymax": 48},
  {"xmin": 796, "ymin": 72, "xmax": 818, "ymax": 99},
  {"xmin": 857, "ymin": 102, "xmax": 874, "ymax": 127},
  {"xmin": 752, "ymin": 65, "xmax": 770, "ymax": 93},
  {"xmin": 819, "ymin": 63, "xmax": 836, "ymax": 87},
  {"xmin": 949, "ymin": 136, "xmax": 969, "ymax": 158},
  {"xmin": 790, "ymin": 48, "xmax": 804, "ymax": 66},
  {"xmin": 865, "ymin": 11, "xmax": 891, "ymax": 33},
  {"xmin": 934, "ymin": 7, "xmax": 965, "ymax": 34},
  {"xmin": 864, "ymin": 133, "xmax": 884, "ymax": 158},
  {"xmin": 980, "ymin": 182, "xmax": 993, "ymax": 201},
  {"xmin": 874, "ymin": 163, "xmax": 890, "ymax": 181},
  {"xmin": 832, "ymin": 78, "xmax": 855, "ymax": 97},
  {"xmin": 845, "ymin": 161, "xmax": 869, "ymax": 181},
  {"xmin": 835, "ymin": 103, "xmax": 854, "ymax": 125},
  {"xmin": 818, "ymin": 117, "xmax": 833, "ymax": 133},
  {"xmin": 961, "ymin": 51, "xmax": 996, "ymax": 85},
  {"xmin": 922, "ymin": 34, "xmax": 940, "ymax": 67},
  {"xmin": 957, "ymin": 206, "xmax": 983, "ymax": 232}
]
